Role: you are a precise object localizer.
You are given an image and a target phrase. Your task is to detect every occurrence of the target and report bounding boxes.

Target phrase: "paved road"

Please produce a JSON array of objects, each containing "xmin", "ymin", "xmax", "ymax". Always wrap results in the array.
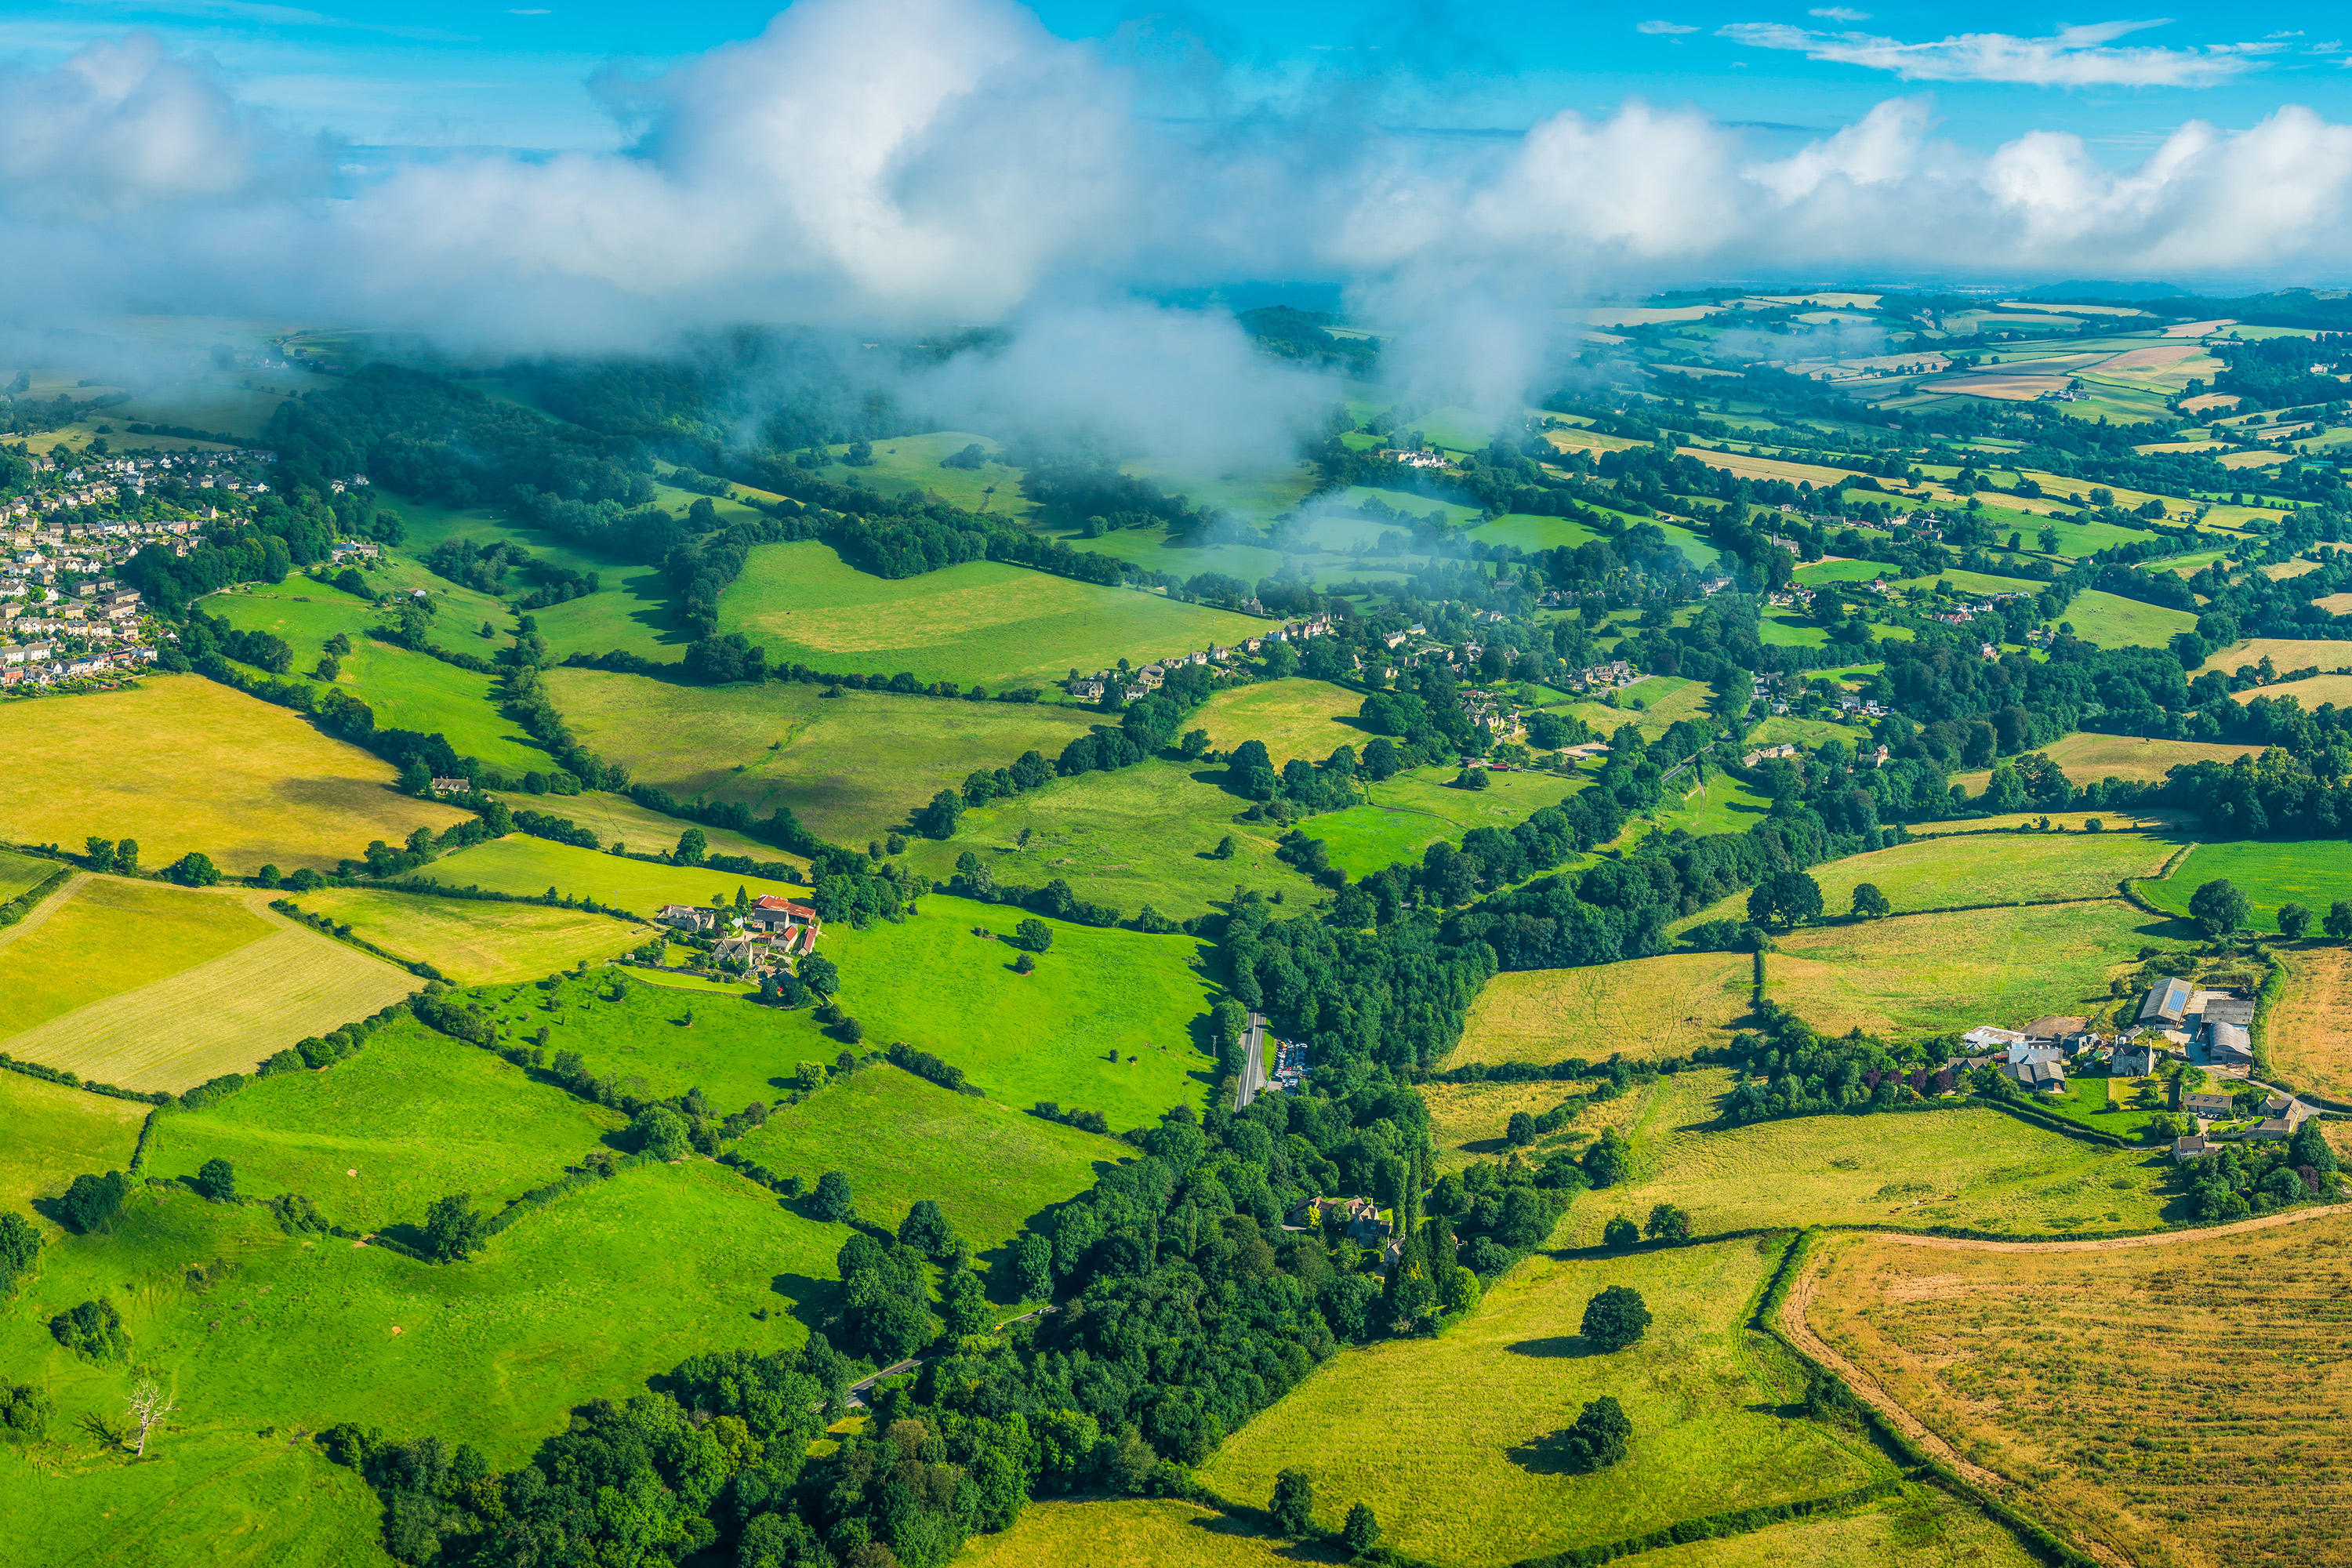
[
  {"xmin": 1232, "ymin": 1011, "xmax": 1269, "ymax": 1110},
  {"xmin": 840, "ymin": 1305, "xmax": 1057, "ymax": 1409}
]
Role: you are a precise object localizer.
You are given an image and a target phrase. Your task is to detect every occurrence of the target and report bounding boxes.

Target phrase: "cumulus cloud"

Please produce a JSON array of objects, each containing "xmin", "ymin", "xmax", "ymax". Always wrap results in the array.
[
  {"xmin": 1719, "ymin": 18, "xmax": 2281, "ymax": 87},
  {"xmin": 12, "ymin": 0, "xmax": 2352, "ymax": 449},
  {"xmin": 1808, "ymin": 8, "xmax": 1871, "ymax": 20}
]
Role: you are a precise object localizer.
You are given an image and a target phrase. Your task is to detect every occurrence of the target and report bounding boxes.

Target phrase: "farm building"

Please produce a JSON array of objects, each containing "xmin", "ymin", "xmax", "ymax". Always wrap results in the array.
[
  {"xmin": 742, "ymin": 895, "xmax": 821, "ymax": 934},
  {"xmin": 2005, "ymin": 1059, "xmax": 2066, "ymax": 1091},
  {"xmin": 2111, "ymin": 1039, "xmax": 2163, "ymax": 1076},
  {"xmin": 2183, "ymin": 1090, "xmax": 2237, "ymax": 1120},
  {"xmin": 2207, "ymin": 1023, "xmax": 2253, "ymax": 1066},
  {"xmin": 2172, "ymin": 1134, "xmax": 2212, "ymax": 1163},
  {"xmin": 2139, "ymin": 977, "xmax": 2192, "ymax": 1026},
  {"xmin": 657, "ymin": 904, "xmax": 717, "ymax": 932}
]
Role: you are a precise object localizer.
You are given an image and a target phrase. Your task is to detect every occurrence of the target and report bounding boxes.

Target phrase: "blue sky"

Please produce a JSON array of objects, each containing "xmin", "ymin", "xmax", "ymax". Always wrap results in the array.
[{"xmin": 4, "ymin": 0, "xmax": 2347, "ymax": 155}]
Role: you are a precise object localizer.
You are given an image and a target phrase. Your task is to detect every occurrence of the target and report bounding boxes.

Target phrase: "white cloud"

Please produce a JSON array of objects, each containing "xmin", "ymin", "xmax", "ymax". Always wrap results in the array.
[
  {"xmin": 1636, "ymin": 20, "xmax": 1698, "ymax": 35},
  {"xmin": 1719, "ymin": 18, "xmax": 2280, "ymax": 86},
  {"xmin": 1808, "ymin": 8, "xmax": 1870, "ymax": 21}
]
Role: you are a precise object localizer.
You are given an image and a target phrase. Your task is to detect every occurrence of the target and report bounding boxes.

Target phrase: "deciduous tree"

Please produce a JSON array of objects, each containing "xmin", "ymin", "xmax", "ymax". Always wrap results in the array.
[{"xmin": 1581, "ymin": 1284, "xmax": 1651, "ymax": 1350}]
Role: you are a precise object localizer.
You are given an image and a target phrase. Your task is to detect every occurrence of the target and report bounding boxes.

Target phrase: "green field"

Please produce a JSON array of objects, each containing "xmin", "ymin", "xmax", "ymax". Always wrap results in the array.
[
  {"xmin": 206, "ymin": 588, "xmax": 545, "ymax": 773},
  {"xmin": 485, "ymin": 789, "xmax": 804, "ymax": 869},
  {"xmin": 0, "ymin": 675, "xmax": 472, "ymax": 875},
  {"xmin": 1633, "ymin": 772, "xmax": 1773, "ymax": 844},
  {"xmin": 2133, "ymin": 838, "xmax": 2352, "ymax": 930},
  {"xmin": 0, "ymin": 1065, "xmax": 150, "ymax": 1215},
  {"xmin": 1451, "ymin": 951, "xmax": 1756, "ymax": 1069},
  {"xmin": 898, "ymin": 759, "xmax": 1323, "ymax": 919},
  {"xmin": 1792, "ymin": 559, "xmax": 1896, "ymax": 586},
  {"xmin": 803, "ymin": 432, "xmax": 1029, "ymax": 514},
  {"xmin": 0, "ymin": 1159, "xmax": 842, "ymax": 1482},
  {"xmin": 1196, "ymin": 1237, "xmax": 1888, "ymax": 1566},
  {"xmin": 1559, "ymin": 1069, "xmax": 2171, "ymax": 1243},
  {"xmin": 421, "ymin": 834, "xmax": 807, "ymax": 914},
  {"xmin": 957, "ymin": 1498, "xmax": 1344, "ymax": 1568},
  {"xmin": 546, "ymin": 669, "xmax": 1098, "ymax": 844},
  {"xmin": 1768, "ymin": 900, "xmax": 2161, "ymax": 1040},
  {"xmin": 2046, "ymin": 590, "xmax": 2198, "ymax": 650},
  {"xmin": 1308, "ymin": 765, "xmax": 1589, "ymax": 879},
  {"xmin": 0, "ymin": 848, "xmax": 57, "ymax": 902},
  {"xmin": 1674, "ymin": 829, "xmax": 2173, "ymax": 931},
  {"xmin": 149, "ymin": 1016, "xmax": 626, "ymax": 1233},
  {"xmin": 728, "ymin": 1063, "xmax": 1126, "ymax": 1260},
  {"xmin": 287, "ymin": 886, "xmax": 650, "ymax": 984},
  {"xmin": 1190, "ymin": 680, "xmax": 1369, "ymax": 763},
  {"xmin": 716, "ymin": 542, "xmax": 1265, "ymax": 691},
  {"xmin": 827, "ymin": 895, "xmax": 1214, "ymax": 1129}
]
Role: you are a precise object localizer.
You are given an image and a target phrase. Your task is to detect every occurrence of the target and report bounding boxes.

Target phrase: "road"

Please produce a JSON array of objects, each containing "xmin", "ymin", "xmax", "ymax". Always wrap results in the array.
[
  {"xmin": 1232, "ymin": 1011, "xmax": 1269, "ymax": 1110},
  {"xmin": 840, "ymin": 1305, "xmax": 1057, "ymax": 1409}
]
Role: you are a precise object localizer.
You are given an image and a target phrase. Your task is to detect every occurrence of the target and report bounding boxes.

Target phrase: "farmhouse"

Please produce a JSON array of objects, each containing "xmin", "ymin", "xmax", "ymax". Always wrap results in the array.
[
  {"xmin": 657, "ymin": 904, "xmax": 719, "ymax": 933},
  {"xmin": 2005, "ymin": 1058, "xmax": 2067, "ymax": 1092},
  {"xmin": 2172, "ymin": 1134, "xmax": 2212, "ymax": 1163},
  {"xmin": 2183, "ymin": 1090, "xmax": 2237, "ymax": 1120},
  {"xmin": 742, "ymin": 895, "xmax": 822, "ymax": 934},
  {"xmin": 2110, "ymin": 1039, "xmax": 2163, "ymax": 1076}
]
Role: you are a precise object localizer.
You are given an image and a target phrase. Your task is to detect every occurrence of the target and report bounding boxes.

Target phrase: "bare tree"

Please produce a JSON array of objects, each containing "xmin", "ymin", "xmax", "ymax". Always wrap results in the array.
[{"xmin": 124, "ymin": 1379, "xmax": 175, "ymax": 1457}]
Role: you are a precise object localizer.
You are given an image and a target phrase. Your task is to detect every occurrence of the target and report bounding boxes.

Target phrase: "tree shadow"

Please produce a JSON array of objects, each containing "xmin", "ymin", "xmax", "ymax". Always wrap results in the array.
[
  {"xmin": 375, "ymin": 1220, "xmax": 430, "ymax": 1254},
  {"xmin": 1507, "ymin": 1428, "xmax": 1599, "ymax": 1475},
  {"xmin": 767, "ymin": 1272, "xmax": 836, "ymax": 1336},
  {"xmin": 1503, "ymin": 1334, "xmax": 1596, "ymax": 1359}
]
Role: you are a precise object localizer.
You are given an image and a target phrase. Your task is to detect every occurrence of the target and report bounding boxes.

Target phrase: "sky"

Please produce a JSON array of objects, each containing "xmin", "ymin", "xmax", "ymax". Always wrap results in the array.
[{"xmin": 2, "ymin": 0, "xmax": 2346, "ymax": 158}]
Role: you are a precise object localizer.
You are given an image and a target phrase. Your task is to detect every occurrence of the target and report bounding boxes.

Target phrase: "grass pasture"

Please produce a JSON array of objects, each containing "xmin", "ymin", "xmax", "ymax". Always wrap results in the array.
[
  {"xmin": 0, "ymin": 676, "xmax": 471, "ymax": 874},
  {"xmin": 1196, "ymin": 1238, "xmax": 1889, "ymax": 1566},
  {"xmin": 728, "ymin": 1064, "xmax": 1127, "ymax": 1260},
  {"xmin": 826, "ymin": 895, "xmax": 1216, "ymax": 1129},
  {"xmin": 285, "ymin": 886, "xmax": 649, "ymax": 984},
  {"xmin": 149, "ymin": 1017, "xmax": 626, "ymax": 1233},
  {"xmin": 1628, "ymin": 1486, "xmax": 2040, "ymax": 1568},
  {"xmin": 485, "ymin": 789, "xmax": 801, "ymax": 869},
  {"xmin": 1450, "ymin": 952, "xmax": 1755, "ymax": 1069},
  {"xmin": 716, "ymin": 542, "xmax": 1265, "ymax": 692},
  {"xmin": 2132, "ymin": 838, "xmax": 2352, "ymax": 931},
  {"xmin": 421, "ymin": 835, "xmax": 807, "ymax": 915},
  {"xmin": 1561, "ymin": 1069, "xmax": 2171, "ymax": 1244},
  {"xmin": 2233, "ymin": 671, "xmax": 2352, "ymax": 710},
  {"xmin": 897, "ymin": 760, "xmax": 1323, "ymax": 919},
  {"xmin": 0, "ymin": 1067, "xmax": 150, "ymax": 1218},
  {"xmin": 1422, "ymin": 1076, "xmax": 1653, "ymax": 1177},
  {"xmin": 1803, "ymin": 1212, "xmax": 2352, "ymax": 1568},
  {"xmin": 1685, "ymin": 829, "xmax": 2174, "ymax": 924},
  {"xmin": 2045, "ymin": 590, "xmax": 2197, "ymax": 649},
  {"xmin": 2196, "ymin": 637, "xmax": 2352, "ymax": 679},
  {"xmin": 1308, "ymin": 765, "xmax": 1589, "ymax": 880},
  {"xmin": 545, "ymin": 669, "xmax": 1098, "ymax": 844},
  {"xmin": 0, "ymin": 848, "xmax": 57, "ymax": 902},
  {"xmin": 1766, "ymin": 900, "xmax": 2159, "ymax": 1040},
  {"xmin": 958, "ymin": 1499, "xmax": 1347, "ymax": 1567},
  {"xmin": 1189, "ymin": 680, "xmax": 1369, "ymax": 762}
]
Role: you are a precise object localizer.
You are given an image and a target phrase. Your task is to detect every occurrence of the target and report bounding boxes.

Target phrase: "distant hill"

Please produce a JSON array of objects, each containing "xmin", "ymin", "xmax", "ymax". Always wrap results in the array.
[{"xmin": 2017, "ymin": 280, "xmax": 2186, "ymax": 302}]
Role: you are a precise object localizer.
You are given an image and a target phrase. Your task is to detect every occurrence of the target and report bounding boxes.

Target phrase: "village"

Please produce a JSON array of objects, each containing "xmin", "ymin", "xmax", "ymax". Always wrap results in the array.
[{"xmin": 652, "ymin": 892, "xmax": 824, "ymax": 981}]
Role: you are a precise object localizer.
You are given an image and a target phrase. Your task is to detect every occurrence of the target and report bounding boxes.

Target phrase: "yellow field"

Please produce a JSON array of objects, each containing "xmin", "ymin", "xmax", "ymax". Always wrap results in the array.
[
  {"xmin": 1673, "ymin": 445, "xmax": 1857, "ymax": 487},
  {"xmin": 1631, "ymin": 1489, "xmax": 2040, "ymax": 1568},
  {"xmin": 2267, "ymin": 944, "xmax": 2352, "ymax": 1103},
  {"xmin": 2216, "ymin": 448, "xmax": 2293, "ymax": 470},
  {"xmin": 0, "ymin": 676, "xmax": 470, "ymax": 874},
  {"xmin": 2, "ymin": 922, "xmax": 418, "ymax": 1094},
  {"xmin": 1189, "ymin": 680, "xmax": 1368, "ymax": 763},
  {"xmin": 1449, "ymin": 952, "xmax": 1753, "ymax": 1069},
  {"xmin": 1947, "ymin": 735, "xmax": 2254, "ymax": 798},
  {"xmin": 1803, "ymin": 1213, "xmax": 2352, "ymax": 1568},
  {"xmin": 483, "ymin": 789, "xmax": 805, "ymax": 871},
  {"xmin": 1420, "ymin": 1076, "xmax": 1659, "ymax": 1175},
  {"xmin": 2234, "ymin": 672, "xmax": 2352, "ymax": 710},
  {"xmin": 1908, "ymin": 811, "xmax": 2186, "ymax": 836},
  {"xmin": 2197, "ymin": 637, "xmax": 2352, "ymax": 678},
  {"xmin": 0, "ymin": 877, "xmax": 270, "ymax": 1041},
  {"xmin": 288, "ymin": 887, "xmax": 650, "ymax": 984}
]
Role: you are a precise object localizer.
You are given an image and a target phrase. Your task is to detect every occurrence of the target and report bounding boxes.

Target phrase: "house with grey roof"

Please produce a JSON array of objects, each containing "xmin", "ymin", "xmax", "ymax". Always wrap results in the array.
[{"xmin": 2110, "ymin": 1039, "xmax": 2162, "ymax": 1076}]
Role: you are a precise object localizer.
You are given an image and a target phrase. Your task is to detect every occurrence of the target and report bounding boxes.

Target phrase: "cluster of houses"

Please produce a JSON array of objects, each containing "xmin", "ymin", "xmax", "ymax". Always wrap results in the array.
[
  {"xmin": 655, "ymin": 895, "xmax": 823, "ymax": 978},
  {"xmin": 0, "ymin": 573, "xmax": 158, "ymax": 690},
  {"xmin": 2137, "ymin": 975, "xmax": 2256, "ymax": 1069},
  {"xmin": 1066, "ymin": 615, "xmax": 1339, "ymax": 702},
  {"xmin": 1377, "ymin": 448, "xmax": 1451, "ymax": 470},
  {"xmin": 2170, "ymin": 1089, "xmax": 2313, "ymax": 1161}
]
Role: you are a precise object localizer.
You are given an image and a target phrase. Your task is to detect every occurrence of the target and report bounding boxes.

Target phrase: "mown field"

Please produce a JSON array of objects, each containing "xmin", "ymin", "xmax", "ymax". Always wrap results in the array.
[
  {"xmin": 0, "ymin": 878, "xmax": 272, "ymax": 1047},
  {"xmin": 484, "ymin": 789, "xmax": 802, "ymax": 869},
  {"xmin": 0, "ymin": 677, "xmax": 470, "ymax": 874},
  {"xmin": 1628, "ymin": 1486, "xmax": 2042, "ymax": 1568},
  {"xmin": 826, "ymin": 895, "xmax": 1217, "ymax": 1130},
  {"xmin": 545, "ymin": 669, "xmax": 1098, "ymax": 844},
  {"xmin": 716, "ymin": 542, "xmax": 1265, "ymax": 691},
  {"xmin": 0, "ymin": 1066, "xmax": 149, "ymax": 1214},
  {"xmin": 728, "ymin": 1064, "xmax": 1126, "ymax": 1261},
  {"xmin": 1421, "ymin": 1076, "xmax": 1654, "ymax": 1177},
  {"xmin": 2195, "ymin": 637, "xmax": 2352, "ymax": 678},
  {"xmin": 2132, "ymin": 839, "xmax": 2352, "ymax": 930},
  {"xmin": 2233, "ymin": 670, "xmax": 2352, "ymax": 710},
  {"xmin": 3, "ymin": 915, "xmax": 418, "ymax": 1095},
  {"xmin": 206, "ymin": 586, "xmax": 545, "ymax": 774},
  {"xmin": 1947, "ymin": 731, "xmax": 2253, "ymax": 795},
  {"xmin": 149, "ymin": 1017, "xmax": 626, "ymax": 1233},
  {"xmin": 1804, "ymin": 1212, "xmax": 2352, "ymax": 1568},
  {"xmin": 2267, "ymin": 943, "xmax": 2352, "ymax": 1102},
  {"xmin": 1196, "ymin": 1237, "xmax": 1890, "ymax": 1566},
  {"xmin": 421, "ymin": 834, "xmax": 808, "ymax": 914},
  {"xmin": 1450, "ymin": 952, "xmax": 1755, "ymax": 1069},
  {"xmin": 1559, "ymin": 1070, "xmax": 2173, "ymax": 1244},
  {"xmin": 0, "ymin": 847, "xmax": 56, "ymax": 902},
  {"xmin": 958, "ymin": 1499, "xmax": 1352, "ymax": 1566},
  {"xmin": 286, "ymin": 886, "xmax": 649, "ymax": 984},
  {"xmin": 1675, "ymin": 829, "xmax": 2175, "ymax": 927},
  {"xmin": 898, "ymin": 760, "xmax": 1323, "ymax": 920},
  {"xmin": 1189, "ymin": 679, "xmax": 1369, "ymax": 762},
  {"xmin": 1767, "ymin": 900, "xmax": 2161, "ymax": 1039},
  {"xmin": 1309, "ymin": 766, "xmax": 1591, "ymax": 880}
]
